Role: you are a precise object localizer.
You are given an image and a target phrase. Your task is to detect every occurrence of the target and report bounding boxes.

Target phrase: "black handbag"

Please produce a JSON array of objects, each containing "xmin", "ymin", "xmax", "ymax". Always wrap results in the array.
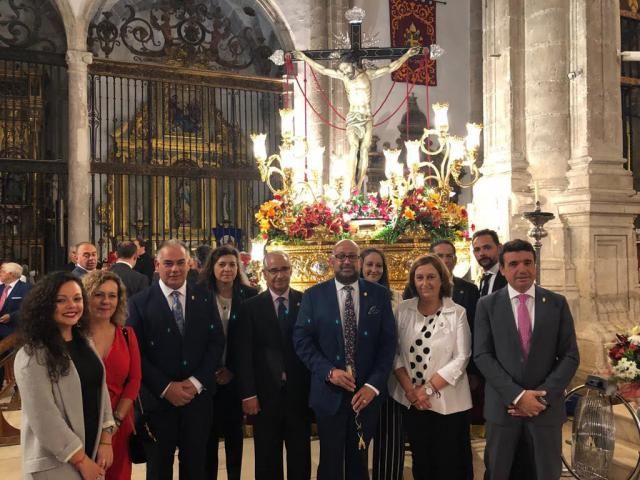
[{"xmin": 122, "ymin": 327, "xmax": 156, "ymax": 464}]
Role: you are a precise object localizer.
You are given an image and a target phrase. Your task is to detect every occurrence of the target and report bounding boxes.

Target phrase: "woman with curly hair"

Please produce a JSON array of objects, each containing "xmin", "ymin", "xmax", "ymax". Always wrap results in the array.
[
  {"xmin": 200, "ymin": 245, "xmax": 258, "ymax": 480},
  {"xmin": 83, "ymin": 270, "xmax": 141, "ymax": 480},
  {"xmin": 15, "ymin": 271, "xmax": 115, "ymax": 480}
]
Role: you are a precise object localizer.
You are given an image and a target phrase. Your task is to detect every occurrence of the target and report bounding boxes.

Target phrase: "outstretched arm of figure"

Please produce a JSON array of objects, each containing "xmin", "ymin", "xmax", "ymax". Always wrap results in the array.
[
  {"xmin": 292, "ymin": 50, "xmax": 344, "ymax": 80},
  {"xmin": 369, "ymin": 46, "xmax": 423, "ymax": 79}
]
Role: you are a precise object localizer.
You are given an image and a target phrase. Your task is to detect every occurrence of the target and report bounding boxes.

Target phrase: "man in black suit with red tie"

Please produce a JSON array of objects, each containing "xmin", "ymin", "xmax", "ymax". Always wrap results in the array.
[
  {"xmin": 236, "ymin": 251, "xmax": 311, "ymax": 480},
  {"xmin": 128, "ymin": 240, "xmax": 225, "ymax": 480},
  {"xmin": 472, "ymin": 229, "xmax": 507, "ymax": 297}
]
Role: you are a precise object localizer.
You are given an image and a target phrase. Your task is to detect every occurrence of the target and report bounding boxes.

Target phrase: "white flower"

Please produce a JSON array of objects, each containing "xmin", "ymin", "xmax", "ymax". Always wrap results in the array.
[
  {"xmin": 629, "ymin": 335, "xmax": 640, "ymax": 346},
  {"xmin": 612, "ymin": 357, "xmax": 640, "ymax": 381}
]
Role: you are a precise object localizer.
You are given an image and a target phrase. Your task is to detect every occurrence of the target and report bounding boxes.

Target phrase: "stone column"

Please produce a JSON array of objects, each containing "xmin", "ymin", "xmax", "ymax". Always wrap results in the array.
[
  {"xmin": 66, "ymin": 49, "xmax": 93, "ymax": 247},
  {"xmin": 307, "ymin": 0, "xmax": 331, "ymax": 185},
  {"xmin": 555, "ymin": 0, "xmax": 640, "ymax": 379},
  {"xmin": 472, "ymin": 0, "xmax": 528, "ymax": 243}
]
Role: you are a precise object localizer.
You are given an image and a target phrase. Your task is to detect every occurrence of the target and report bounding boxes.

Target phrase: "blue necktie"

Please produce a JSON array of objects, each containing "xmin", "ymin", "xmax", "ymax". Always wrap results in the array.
[
  {"xmin": 171, "ymin": 291, "xmax": 185, "ymax": 335},
  {"xmin": 343, "ymin": 286, "xmax": 357, "ymax": 378}
]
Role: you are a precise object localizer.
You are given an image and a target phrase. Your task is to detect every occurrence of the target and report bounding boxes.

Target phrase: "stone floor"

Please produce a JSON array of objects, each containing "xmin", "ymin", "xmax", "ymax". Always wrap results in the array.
[{"xmin": 0, "ymin": 408, "xmax": 487, "ymax": 479}]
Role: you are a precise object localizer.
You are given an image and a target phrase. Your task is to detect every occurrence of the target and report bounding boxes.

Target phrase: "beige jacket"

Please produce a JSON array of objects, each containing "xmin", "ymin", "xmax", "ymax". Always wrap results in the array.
[{"xmin": 14, "ymin": 343, "xmax": 114, "ymax": 477}]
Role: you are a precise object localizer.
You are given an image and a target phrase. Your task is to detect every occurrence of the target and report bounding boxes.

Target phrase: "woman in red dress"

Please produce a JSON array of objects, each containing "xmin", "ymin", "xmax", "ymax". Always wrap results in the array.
[{"xmin": 84, "ymin": 270, "xmax": 142, "ymax": 480}]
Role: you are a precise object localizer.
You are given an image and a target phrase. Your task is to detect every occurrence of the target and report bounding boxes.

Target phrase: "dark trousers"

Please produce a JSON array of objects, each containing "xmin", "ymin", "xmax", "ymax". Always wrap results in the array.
[
  {"xmin": 206, "ymin": 381, "xmax": 244, "ymax": 480},
  {"xmin": 484, "ymin": 421, "xmax": 561, "ymax": 480},
  {"xmin": 315, "ymin": 396, "xmax": 380, "ymax": 480},
  {"xmin": 404, "ymin": 408, "xmax": 472, "ymax": 480},
  {"xmin": 252, "ymin": 387, "xmax": 311, "ymax": 480},
  {"xmin": 372, "ymin": 397, "xmax": 404, "ymax": 480},
  {"xmin": 146, "ymin": 390, "xmax": 213, "ymax": 480}
]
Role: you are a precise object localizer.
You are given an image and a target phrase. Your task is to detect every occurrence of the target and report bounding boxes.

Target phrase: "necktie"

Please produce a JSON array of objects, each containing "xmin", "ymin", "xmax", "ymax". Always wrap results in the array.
[
  {"xmin": 276, "ymin": 296, "xmax": 288, "ymax": 334},
  {"xmin": 480, "ymin": 273, "xmax": 492, "ymax": 296},
  {"xmin": 171, "ymin": 291, "xmax": 185, "ymax": 335},
  {"xmin": 0, "ymin": 285, "xmax": 9, "ymax": 311},
  {"xmin": 343, "ymin": 286, "xmax": 357, "ymax": 378},
  {"xmin": 517, "ymin": 293, "xmax": 532, "ymax": 359}
]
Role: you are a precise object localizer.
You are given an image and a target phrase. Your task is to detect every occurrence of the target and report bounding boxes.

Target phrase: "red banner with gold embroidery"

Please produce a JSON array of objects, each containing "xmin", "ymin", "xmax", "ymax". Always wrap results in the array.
[{"xmin": 389, "ymin": 0, "xmax": 436, "ymax": 85}]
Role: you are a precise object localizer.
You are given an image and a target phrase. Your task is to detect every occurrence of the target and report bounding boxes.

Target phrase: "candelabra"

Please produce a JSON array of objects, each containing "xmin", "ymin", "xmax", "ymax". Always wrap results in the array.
[
  {"xmin": 251, "ymin": 108, "xmax": 326, "ymax": 204},
  {"xmin": 380, "ymin": 102, "xmax": 482, "ymax": 206},
  {"xmin": 523, "ymin": 201, "xmax": 555, "ymax": 284}
]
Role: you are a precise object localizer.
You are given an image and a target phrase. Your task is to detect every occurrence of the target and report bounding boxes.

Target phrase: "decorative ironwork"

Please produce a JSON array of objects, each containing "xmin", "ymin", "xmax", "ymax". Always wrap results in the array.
[
  {"xmin": 88, "ymin": 0, "xmax": 282, "ymax": 75},
  {"xmin": 0, "ymin": 0, "xmax": 65, "ymax": 53}
]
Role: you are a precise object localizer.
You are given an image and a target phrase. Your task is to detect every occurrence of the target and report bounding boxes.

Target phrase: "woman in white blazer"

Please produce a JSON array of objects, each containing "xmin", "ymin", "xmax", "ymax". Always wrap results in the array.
[
  {"xmin": 390, "ymin": 254, "xmax": 472, "ymax": 480},
  {"xmin": 15, "ymin": 272, "xmax": 115, "ymax": 480}
]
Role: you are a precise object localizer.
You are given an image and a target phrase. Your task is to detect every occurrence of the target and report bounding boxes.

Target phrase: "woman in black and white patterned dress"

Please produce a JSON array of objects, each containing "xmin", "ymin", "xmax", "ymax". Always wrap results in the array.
[{"xmin": 391, "ymin": 254, "xmax": 473, "ymax": 480}]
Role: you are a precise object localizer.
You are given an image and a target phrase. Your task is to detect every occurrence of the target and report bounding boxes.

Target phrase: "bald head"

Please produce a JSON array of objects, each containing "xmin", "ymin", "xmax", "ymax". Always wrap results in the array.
[{"xmin": 331, "ymin": 239, "xmax": 361, "ymax": 284}]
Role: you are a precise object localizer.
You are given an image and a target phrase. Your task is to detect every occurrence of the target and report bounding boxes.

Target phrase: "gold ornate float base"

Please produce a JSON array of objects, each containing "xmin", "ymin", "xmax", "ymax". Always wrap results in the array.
[{"xmin": 267, "ymin": 240, "xmax": 470, "ymax": 292}]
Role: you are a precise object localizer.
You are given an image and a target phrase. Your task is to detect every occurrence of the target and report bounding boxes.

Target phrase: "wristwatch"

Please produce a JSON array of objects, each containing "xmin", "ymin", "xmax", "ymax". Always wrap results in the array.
[{"xmin": 425, "ymin": 383, "xmax": 435, "ymax": 396}]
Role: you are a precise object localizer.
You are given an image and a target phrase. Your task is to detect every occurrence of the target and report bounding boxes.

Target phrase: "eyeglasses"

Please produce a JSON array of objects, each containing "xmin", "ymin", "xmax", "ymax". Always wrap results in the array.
[
  {"xmin": 266, "ymin": 266, "xmax": 291, "ymax": 275},
  {"xmin": 333, "ymin": 253, "xmax": 359, "ymax": 262}
]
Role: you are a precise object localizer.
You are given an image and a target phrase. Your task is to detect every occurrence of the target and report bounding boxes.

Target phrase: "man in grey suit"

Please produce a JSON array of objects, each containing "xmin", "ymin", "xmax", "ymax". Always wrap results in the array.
[{"xmin": 474, "ymin": 239, "xmax": 579, "ymax": 480}]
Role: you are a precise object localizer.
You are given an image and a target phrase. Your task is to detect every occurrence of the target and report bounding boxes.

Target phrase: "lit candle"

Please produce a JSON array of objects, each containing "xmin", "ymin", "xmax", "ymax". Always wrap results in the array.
[
  {"xmin": 534, "ymin": 182, "xmax": 539, "ymax": 204},
  {"xmin": 383, "ymin": 148, "xmax": 401, "ymax": 179}
]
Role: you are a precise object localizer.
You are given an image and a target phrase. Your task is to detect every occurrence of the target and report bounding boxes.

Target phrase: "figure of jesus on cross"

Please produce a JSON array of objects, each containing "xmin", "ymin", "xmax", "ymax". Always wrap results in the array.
[{"xmin": 293, "ymin": 46, "xmax": 422, "ymax": 191}]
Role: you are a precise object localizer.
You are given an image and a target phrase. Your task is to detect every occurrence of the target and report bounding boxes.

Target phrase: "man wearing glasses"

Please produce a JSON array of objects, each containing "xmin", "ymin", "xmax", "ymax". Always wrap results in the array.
[
  {"xmin": 236, "ymin": 251, "xmax": 311, "ymax": 480},
  {"xmin": 294, "ymin": 240, "xmax": 396, "ymax": 480}
]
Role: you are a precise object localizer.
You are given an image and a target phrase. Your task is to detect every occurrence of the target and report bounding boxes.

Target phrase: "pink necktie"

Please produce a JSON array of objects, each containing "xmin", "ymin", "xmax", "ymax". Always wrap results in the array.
[
  {"xmin": 0, "ymin": 285, "xmax": 9, "ymax": 311},
  {"xmin": 517, "ymin": 293, "xmax": 532, "ymax": 358}
]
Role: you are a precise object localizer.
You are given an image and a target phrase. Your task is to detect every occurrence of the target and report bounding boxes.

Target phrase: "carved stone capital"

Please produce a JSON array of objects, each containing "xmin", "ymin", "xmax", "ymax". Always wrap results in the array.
[{"xmin": 65, "ymin": 50, "xmax": 93, "ymax": 70}]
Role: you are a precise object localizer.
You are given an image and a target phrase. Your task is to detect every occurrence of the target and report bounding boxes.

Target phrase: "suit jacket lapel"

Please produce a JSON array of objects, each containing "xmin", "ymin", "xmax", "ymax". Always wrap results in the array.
[
  {"xmin": 260, "ymin": 291, "xmax": 282, "ymax": 347},
  {"xmin": 358, "ymin": 279, "xmax": 369, "ymax": 330},
  {"xmin": 154, "ymin": 284, "xmax": 181, "ymax": 335},
  {"xmin": 326, "ymin": 281, "xmax": 344, "ymax": 356},
  {"xmin": 528, "ymin": 286, "xmax": 549, "ymax": 356}
]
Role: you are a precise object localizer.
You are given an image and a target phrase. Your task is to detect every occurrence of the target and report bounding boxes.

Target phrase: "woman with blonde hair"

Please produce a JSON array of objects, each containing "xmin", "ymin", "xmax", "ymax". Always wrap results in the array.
[{"xmin": 84, "ymin": 270, "xmax": 141, "ymax": 480}]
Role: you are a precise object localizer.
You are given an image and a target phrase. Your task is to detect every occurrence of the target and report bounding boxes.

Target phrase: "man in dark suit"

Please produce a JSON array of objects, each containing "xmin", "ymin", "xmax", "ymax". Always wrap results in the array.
[
  {"xmin": 0, "ymin": 262, "xmax": 32, "ymax": 385},
  {"xmin": 294, "ymin": 239, "xmax": 396, "ymax": 480},
  {"xmin": 71, "ymin": 242, "xmax": 98, "ymax": 278},
  {"xmin": 474, "ymin": 239, "xmax": 579, "ymax": 480},
  {"xmin": 472, "ymin": 229, "xmax": 507, "ymax": 296},
  {"xmin": 110, "ymin": 240, "xmax": 149, "ymax": 297},
  {"xmin": 237, "ymin": 251, "xmax": 311, "ymax": 480},
  {"xmin": 62, "ymin": 245, "xmax": 77, "ymax": 271},
  {"xmin": 134, "ymin": 238, "xmax": 155, "ymax": 283},
  {"xmin": 128, "ymin": 240, "xmax": 225, "ymax": 480}
]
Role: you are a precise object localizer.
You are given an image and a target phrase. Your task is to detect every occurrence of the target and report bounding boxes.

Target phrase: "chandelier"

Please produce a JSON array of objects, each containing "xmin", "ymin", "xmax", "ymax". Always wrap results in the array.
[{"xmin": 381, "ymin": 102, "xmax": 482, "ymax": 206}]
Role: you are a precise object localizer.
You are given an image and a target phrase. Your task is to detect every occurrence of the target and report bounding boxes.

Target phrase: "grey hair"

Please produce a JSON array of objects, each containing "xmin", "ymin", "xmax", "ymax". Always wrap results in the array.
[
  {"xmin": 156, "ymin": 239, "xmax": 190, "ymax": 258},
  {"xmin": 1, "ymin": 262, "xmax": 22, "ymax": 278},
  {"xmin": 263, "ymin": 250, "xmax": 290, "ymax": 269}
]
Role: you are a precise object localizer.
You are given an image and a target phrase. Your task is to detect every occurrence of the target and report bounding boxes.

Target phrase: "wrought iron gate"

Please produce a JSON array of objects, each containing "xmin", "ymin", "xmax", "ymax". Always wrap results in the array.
[
  {"xmin": 0, "ymin": 50, "xmax": 68, "ymax": 276},
  {"xmin": 88, "ymin": 60, "xmax": 283, "ymax": 256}
]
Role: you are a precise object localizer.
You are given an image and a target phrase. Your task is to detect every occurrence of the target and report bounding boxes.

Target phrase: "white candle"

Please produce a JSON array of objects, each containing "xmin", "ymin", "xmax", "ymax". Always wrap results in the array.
[{"xmin": 534, "ymin": 182, "xmax": 539, "ymax": 204}]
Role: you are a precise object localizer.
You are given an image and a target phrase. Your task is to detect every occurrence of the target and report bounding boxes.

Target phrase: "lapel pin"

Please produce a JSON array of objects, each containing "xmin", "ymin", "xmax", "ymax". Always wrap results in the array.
[
  {"xmin": 297, "ymin": 302, "xmax": 301, "ymax": 307},
  {"xmin": 542, "ymin": 297, "xmax": 546, "ymax": 303},
  {"xmin": 363, "ymin": 291, "xmax": 368, "ymax": 297},
  {"xmin": 191, "ymin": 295, "xmax": 195, "ymax": 300}
]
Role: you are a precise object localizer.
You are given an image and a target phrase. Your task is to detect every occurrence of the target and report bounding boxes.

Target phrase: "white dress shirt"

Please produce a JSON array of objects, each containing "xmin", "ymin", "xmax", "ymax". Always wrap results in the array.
[
  {"xmin": 158, "ymin": 279, "xmax": 203, "ymax": 395},
  {"xmin": 390, "ymin": 297, "xmax": 472, "ymax": 415},
  {"xmin": 482, "ymin": 263, "xmax": 500, "ymax": 293},
  {"xmin": 270, "ymin": 288, "xmax": 290, "ymax": 312}
]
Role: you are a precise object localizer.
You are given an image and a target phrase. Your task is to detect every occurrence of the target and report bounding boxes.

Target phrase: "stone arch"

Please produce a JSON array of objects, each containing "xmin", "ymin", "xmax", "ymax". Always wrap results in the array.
[{"xmin": 86, "ymin": 0, "xmax": 295, "ymax": 76}]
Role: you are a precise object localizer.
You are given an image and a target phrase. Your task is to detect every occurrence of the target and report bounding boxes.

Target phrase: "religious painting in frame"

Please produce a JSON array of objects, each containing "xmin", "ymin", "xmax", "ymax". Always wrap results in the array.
[{"xmin": 389, "ymin": 0, "xmax": 437, "ymax": 85}]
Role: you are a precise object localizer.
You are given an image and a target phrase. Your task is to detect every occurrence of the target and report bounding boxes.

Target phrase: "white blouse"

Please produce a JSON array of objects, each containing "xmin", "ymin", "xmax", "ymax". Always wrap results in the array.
[{"xmin": 389, "ymin": 296, "xmax": 472, "ymax": 415}]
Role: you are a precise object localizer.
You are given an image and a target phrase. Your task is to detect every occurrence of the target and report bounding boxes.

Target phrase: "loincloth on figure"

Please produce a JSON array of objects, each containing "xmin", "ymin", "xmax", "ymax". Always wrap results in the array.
[{"xmin": 346, "ymin": 112, "xmax": 373, "ymax": 139}]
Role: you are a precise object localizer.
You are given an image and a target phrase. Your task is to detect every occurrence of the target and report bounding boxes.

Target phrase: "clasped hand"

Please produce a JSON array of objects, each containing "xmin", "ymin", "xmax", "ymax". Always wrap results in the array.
[
  {"xmin": 406, "ymin": 385, "xmax": 431, "ymax": 411},
  {"xmin": 164, "ymin": 380, "xmax": 197, "ymax": 407},
  {"xmin": 508, "ymin": 390, "xmax": 547, "ymax": 417}
]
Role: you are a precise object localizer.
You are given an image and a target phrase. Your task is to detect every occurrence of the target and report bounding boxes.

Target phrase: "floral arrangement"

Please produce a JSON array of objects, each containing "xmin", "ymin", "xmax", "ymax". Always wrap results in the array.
[
  {"xmin": 287, "ymin": 202, "xmax": 348, "ymax": 241},
  {"xmin": 337, "ymin": 191, "xmax": 393, "ymax": 222},
  {"xmin": 254, "ymin": 187, "xmax": 469, "ymax": 244},
  {"xmin": 608, "ymin": 325, "xmax": 640, "ymax": 382},
  {"xmin": 374, "ymin": 188, "xmax": 469, "ymax": 244}
]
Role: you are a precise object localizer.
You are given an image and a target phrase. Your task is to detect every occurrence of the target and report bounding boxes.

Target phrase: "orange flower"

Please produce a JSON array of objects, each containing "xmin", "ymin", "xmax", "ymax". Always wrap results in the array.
[{"xmin": 403, "ymin": 207, "xmax": 416, "ymax": 220}]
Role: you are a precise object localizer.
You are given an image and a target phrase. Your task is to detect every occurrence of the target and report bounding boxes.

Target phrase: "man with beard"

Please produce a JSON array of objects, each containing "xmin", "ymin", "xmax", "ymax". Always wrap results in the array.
[
  {"xmin": 472, "ymin": 229, "xmax": 507, "ymax": 297},
  {"xmin": 294, "ymin": 239, "xmax": 396, "ymax": 480}
]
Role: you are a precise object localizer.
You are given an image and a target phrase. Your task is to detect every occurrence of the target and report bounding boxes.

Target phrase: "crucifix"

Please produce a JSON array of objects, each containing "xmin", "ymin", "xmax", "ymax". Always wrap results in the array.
[{"xmin": 278, "ymin": 7, "xmax": 430, "ymax": 191}]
